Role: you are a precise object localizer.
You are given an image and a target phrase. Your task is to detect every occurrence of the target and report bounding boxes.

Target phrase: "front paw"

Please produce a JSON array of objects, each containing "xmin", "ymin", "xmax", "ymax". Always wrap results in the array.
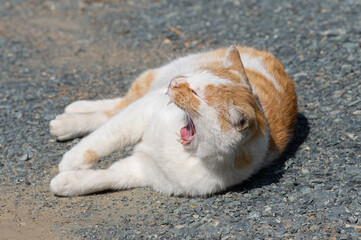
[
  {"xmin": 50, "ymin": 171, "xmax": 82, "ymax": 196},
  {"xmin": 50, "ymin": 113, "xmax": 83, "ymax": 141}
]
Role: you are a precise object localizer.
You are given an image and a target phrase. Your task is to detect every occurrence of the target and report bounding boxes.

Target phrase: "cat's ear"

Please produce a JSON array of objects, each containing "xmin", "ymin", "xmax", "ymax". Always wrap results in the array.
[
  {"xmin": 223, "ymin": 46, "xmax": 247, "ymax": 77},
  {"xmin": 228, "ymin": 104, "xmax": 249, "ymax": 132}
]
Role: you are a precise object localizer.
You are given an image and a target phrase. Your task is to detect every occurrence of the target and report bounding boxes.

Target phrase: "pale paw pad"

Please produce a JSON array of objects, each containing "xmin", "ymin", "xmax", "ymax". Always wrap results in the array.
[{"xmin": 49, "ymin": 113, "xmax": 84, "ymax": 141}]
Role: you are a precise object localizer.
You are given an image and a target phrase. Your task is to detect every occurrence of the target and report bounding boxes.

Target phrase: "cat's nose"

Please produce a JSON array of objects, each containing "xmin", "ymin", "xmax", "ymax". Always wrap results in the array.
[
  {"xmin": 166, "ymin": 76, "xmax": 187, "ymax": 96},
  {"xmin": 166, "ymin": 79, "xmax": 177, "ymax": 96},
  {"xmin": 169, "ymin": 76, "xmax": 186, "ymax": 89},
  {"xmin": 169, "ymin": 78, "xmax": 179, "ymax": 89}
]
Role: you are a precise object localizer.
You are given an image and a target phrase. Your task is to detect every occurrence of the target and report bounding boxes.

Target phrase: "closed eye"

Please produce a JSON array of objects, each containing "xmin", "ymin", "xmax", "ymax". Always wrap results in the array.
[{"xmin": 191, "ymin": 89, "xmax": 198, "ymax": 96}]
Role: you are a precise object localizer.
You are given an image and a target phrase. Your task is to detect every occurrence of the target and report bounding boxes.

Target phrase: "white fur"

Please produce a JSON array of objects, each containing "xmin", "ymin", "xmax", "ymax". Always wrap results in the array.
[
  {"xmin": 50, "ymin": 47, "xmax": 271, "ymax": 197},
  {"xmin": 65, "ymin": 98, "xmax": 123, "ymax": 113}
]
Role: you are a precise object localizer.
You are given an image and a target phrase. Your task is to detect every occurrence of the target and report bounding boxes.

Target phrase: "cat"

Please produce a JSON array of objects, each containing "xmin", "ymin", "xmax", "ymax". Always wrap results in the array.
[{"xmin": 49, "ymin": 46, "xmax": 297, "ymax": 197}]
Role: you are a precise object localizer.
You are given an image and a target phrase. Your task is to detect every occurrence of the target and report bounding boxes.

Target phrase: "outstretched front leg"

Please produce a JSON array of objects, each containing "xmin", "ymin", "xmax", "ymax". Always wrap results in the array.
[{"xmin": 64, "ymin": 98, "xmax": 123, "ymax": 114}]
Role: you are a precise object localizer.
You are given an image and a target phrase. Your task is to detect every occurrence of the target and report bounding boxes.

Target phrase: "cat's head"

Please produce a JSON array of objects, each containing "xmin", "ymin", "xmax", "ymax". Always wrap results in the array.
[{"xmin": 167, "ymin": 46, "xmax": 267, "ymax": 159}]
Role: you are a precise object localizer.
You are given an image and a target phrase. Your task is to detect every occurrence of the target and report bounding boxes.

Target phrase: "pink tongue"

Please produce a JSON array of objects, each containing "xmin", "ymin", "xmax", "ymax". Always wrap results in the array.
[{"xmin": 180, "ymin": 124, "xmax": 194, "ymax": 141}]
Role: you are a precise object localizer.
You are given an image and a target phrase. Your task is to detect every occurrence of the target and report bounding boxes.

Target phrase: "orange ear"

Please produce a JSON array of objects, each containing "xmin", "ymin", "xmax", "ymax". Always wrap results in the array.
[
  {"xmin": 223, "ymin": 46, "xmax": 251, "ymax": 89},
  {"xmin": 223, "ymin": 46, "xmax": 247, "ymax": 77}
]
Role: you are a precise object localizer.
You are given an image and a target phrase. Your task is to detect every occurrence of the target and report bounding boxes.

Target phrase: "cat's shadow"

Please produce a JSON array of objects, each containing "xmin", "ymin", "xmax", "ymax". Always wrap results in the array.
[{"xmin": 226, "ymin": 113, "xmax": 309, "ymax": 194}]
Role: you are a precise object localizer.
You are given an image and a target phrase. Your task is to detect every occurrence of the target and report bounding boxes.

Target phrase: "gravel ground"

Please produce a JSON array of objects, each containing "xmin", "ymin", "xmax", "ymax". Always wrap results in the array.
[{"xmin": 1, "ymin": 0, "xmax": 360, "ymax": 239}]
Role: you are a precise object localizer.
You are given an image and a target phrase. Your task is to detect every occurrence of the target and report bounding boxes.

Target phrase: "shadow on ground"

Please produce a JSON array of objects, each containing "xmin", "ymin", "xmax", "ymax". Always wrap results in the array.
[{"xmin": 228, "ymin": 113, "xmax": 310, "ymax": 193}]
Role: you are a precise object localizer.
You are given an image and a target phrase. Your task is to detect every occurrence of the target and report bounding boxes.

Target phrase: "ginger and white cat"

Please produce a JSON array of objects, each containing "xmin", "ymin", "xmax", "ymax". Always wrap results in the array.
[{"xmin": 49, "ymin": 46, "xmax": 297, "ymax": 196}]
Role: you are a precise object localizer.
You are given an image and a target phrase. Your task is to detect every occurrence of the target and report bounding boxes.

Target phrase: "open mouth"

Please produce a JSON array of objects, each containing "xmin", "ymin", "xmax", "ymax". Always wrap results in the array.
[
  {"xmin": 178, "ymin": 114, "xmax": 195, "ymax": 145},
  {"xmin": 166, "ymin": 86, "xmax": 196, "ymax": 146}
]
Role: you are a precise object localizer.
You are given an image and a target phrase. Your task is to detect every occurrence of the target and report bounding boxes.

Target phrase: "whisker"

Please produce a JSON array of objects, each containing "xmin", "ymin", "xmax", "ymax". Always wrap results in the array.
[
  {"xmin": 152, "ymin": 48, "xmax": 182, "ymax": 76},
  {"xmin": 173, "ymin": 48, "xmax": 185, "ymax": 76},
  {"xmin": 175, "ymin": 48, "xmax": 183, "ymax": 58},
  {"xmin": 152, "ymin": 48, "xmax": 173, "ymax": 64}
]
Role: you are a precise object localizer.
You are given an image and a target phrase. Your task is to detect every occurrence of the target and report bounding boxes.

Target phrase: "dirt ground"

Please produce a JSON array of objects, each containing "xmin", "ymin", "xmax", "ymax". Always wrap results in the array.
[
  {"xmin": 1, "ymin": 1, "xmax": 171, "ymax": 238},
  {"xmin": 1, "ymin": 0, "xmax": 360, "ymax": 239}
]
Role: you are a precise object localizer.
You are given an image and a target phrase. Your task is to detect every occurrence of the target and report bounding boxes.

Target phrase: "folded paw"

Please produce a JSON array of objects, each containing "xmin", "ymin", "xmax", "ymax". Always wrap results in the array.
[{"xmin": 50, "ymin": 113, "xmax": 85, "ymax": 141}]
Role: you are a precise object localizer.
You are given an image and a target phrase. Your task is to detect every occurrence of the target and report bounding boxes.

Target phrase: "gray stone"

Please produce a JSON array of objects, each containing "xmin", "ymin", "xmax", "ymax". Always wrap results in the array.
[
  {"xmin": 247, "ymin": 211, "xmax": 260, "ymax": 219},
  {"xmin": 299, "ymin": 186, "xmax": 312, "ymax": 195},
  {"xmin": 1, "ymin": 0, "xmax": 360, "ymax": 239},
  {"xmin": 320, "ymin": 28, "xmax": 346, "ymax": 36},
  {"xmin": 19, "ymin": 154, "xmax": 29, "ymax": 162}
]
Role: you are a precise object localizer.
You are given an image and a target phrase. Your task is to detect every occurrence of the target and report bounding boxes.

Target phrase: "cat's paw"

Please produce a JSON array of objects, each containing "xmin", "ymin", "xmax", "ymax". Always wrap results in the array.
[
  {"xmin": 50, "ymin": 113, "xmax": 85, "ymax": 141},
  {"xmin": 51, "ymin": 170, "xmax": 102, "ymax": 196},
  {"xmin": 50, "ymin": 171, "xmax": 84, "ymax": 196}
]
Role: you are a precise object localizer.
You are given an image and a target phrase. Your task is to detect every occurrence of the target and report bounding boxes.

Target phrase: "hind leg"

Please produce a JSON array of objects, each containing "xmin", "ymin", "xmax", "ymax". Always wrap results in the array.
[
  {"xmin": 64, "ymin": 69, "xmax": 157, "ymax": 115},
  {"xmin": 64, "ymin": 98, "xmax": 123, "ymax": 113}
]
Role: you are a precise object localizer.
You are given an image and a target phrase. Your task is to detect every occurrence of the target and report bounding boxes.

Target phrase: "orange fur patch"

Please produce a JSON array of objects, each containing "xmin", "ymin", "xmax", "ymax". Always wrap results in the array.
[
  {"xmin": 244, "ymin": 58, "xmax": 297, "ymax": 154},
  {"xmin": 199, "ymin": 54, "xmax": 247, "ymax": 86},
  {"xmin": 204, "ymin": 84, "xmax": 267, "ymax": 135},
  {"xmin": 83, "ymin": 149, "xmax": 99, "ymax": 165},
  {"xmin": 126, "ymin": 70, "xmax": 155, "ymax": 102},
  {"xmin": 204, "ymin": 65, "xmax": 242, "ymax": 84},
  {"xmin": 204, "ymin": 46, "xmax": 297, "ymax": 155},
  {"xmin": 114, "ymin": 99, "xmax": 130, "ymax": 110},
  {"xmin": 104, "ymin": 109, "xmax": 120, "ymax": 119},
  {"xmin": 170, "ymin": 82, "xmax": 201, "ymax": 116},
  {"xmin": 234, "ymin": 148, "xmax": 253, "ymax": 169},
  {"xmin": 104, "ymin": 70, "xmax": 157, "ymax": 118}
]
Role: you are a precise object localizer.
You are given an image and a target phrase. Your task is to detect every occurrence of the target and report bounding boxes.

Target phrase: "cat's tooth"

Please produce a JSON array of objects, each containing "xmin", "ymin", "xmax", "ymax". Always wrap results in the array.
[
  {"xmin": 177, "ymin": 138, "xmax": 184, "ymax": 144},
  {"xmin": 175, "ymin": 132, "xmax": 181, "ymax": 138},
  {"xmin": 167, "ymin": 99, "xmax": 173, "ymax": 105}
]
